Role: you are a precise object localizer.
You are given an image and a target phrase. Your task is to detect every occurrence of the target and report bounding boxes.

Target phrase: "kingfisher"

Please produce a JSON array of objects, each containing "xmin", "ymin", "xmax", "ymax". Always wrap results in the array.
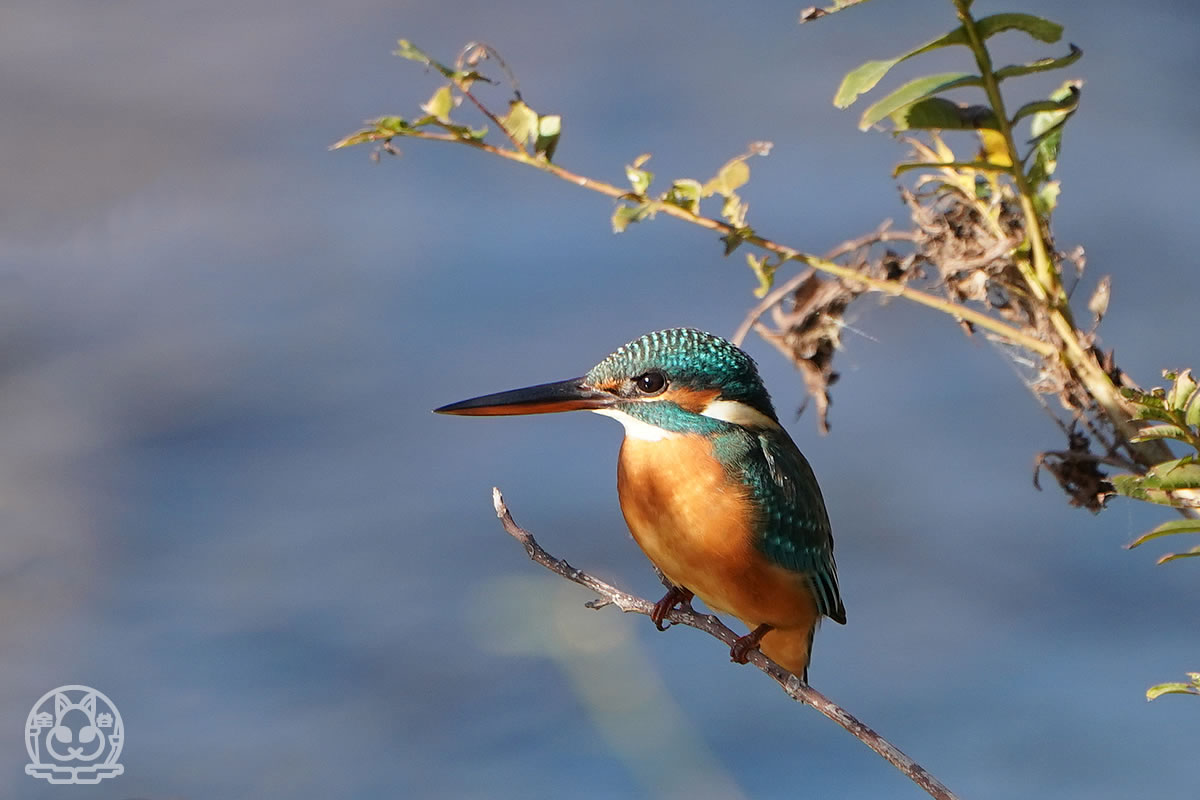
[{"xmin": 435, "ymin": 327, "xmax": 845, "ymax": 680}]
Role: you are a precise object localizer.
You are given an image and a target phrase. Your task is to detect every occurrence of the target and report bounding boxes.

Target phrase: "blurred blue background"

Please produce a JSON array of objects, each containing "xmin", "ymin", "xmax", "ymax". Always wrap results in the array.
[{"xmin": 2, "ymin": 1, "xmax": 1196, "ymax": 797}]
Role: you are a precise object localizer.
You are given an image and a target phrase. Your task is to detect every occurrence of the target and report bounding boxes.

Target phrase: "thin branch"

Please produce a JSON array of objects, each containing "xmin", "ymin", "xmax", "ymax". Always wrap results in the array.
[
  {"xmin": 731, "ymin": 268, "xmax": 817, "ymax": 347},
  {"xmin": 491, "ymin": 487, "xmax": 961, "ymax": 800},
  {"xmin": 378, "ymin": 127, "xmax": 1054, "ymax": 358},
  {"xmin": 731, "ymin": 223, "xmax": 918, "ymax": 346},
  {"xmin": 449, "ymin": 49, "xmax": 527, "ymax": 153}
]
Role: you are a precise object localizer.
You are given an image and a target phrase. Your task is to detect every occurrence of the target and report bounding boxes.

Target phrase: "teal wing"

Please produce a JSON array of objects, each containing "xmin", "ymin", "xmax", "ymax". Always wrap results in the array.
[{"xmin": 729, "ymin": 429, "xmax": 846, "ymax": 624}]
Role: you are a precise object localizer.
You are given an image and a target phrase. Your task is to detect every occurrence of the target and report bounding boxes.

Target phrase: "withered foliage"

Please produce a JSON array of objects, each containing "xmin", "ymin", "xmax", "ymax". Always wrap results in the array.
[
  {"xmin": 1034, "ymin": 428, "xmax": 1115, "ymax": 513},
  {"xmin": 749, "ymin": 164, "xmax": 1143, "ymax": 510},
  {"xmin": 754, "ymin": 231, "xmax": 920, "ymax": 434}
]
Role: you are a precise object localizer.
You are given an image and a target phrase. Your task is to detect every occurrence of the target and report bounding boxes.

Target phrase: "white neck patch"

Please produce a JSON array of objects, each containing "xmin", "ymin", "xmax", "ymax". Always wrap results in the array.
[
  {"xmin": 700, "ymin": 399, "xmax": 781, "ymax": 429},
  {"xmin": 591, "ymin": 408, "xmax": 679, "ymax": 441}
]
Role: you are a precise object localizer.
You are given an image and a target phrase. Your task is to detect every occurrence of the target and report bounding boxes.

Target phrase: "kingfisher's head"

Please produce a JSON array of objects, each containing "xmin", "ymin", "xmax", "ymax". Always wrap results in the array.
[{"xmin": 435, "ymin": 328, "xmax": 780, "ymax": 438}]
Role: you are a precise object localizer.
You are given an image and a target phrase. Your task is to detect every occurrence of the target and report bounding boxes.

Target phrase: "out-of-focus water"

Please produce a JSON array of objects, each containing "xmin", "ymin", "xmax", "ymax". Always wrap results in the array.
[{"xmin": 1, "ymin": 1, "xmax": 1197, "ymax": 797}]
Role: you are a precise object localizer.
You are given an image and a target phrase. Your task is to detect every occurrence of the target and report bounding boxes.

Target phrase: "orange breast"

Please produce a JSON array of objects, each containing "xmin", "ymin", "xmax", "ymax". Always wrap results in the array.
[{"xmin": 616, "ymin": 435, "xmax": 819, "ymax": 643}]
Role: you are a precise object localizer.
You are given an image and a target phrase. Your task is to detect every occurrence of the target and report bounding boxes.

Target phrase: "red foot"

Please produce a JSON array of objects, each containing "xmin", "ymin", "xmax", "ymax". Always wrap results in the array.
[
  {"xmin": 651, "ymin": 586, "xmax": 694, "ymax": 631},
  {"xmin": 730, "ymin": 623, "xmax": 773, "ymax": 664}
]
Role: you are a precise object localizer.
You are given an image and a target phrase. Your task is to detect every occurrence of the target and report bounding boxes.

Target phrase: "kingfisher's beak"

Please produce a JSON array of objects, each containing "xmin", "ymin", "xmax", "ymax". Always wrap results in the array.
[{"xmin": 434, "ymin": 377, "xmax": 616, "ymax": 416}]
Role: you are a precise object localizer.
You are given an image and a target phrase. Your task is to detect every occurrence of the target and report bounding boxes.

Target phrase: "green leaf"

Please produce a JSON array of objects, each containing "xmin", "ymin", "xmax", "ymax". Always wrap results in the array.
[
  {"xmin": 746, "ymin": 253, "xmax": 779, "ymax": 297},
  {"xmin": 1011, "ymin": 91, "xmax": 1080, "ymax": 127},
  {"xmin": 974, "ymin": 12, "xmax": 1062, "ymax": 43},
  {"xmin": 994, "ymin": 44, "xmax": 1082, "ymax": 81},
  {"xmin": 1158, "ymin": 547, "xmax": 1200, "ymax": 564},
  {"xmin": 835, "ymin": 36, "xmax": 967, "ymax": 108},
  {"xmin": 330, "ymin": 116, "xmax": 414, "ymax": 150},
  {"xmin": 1147, "ymin": 673, "xmax": 1200, "ymax": 701},
  {"xmin": 1120, "ymin": 386, "xmax": 1152, "ymax": 404},
  {"xmin": 663, "ymin": 179, "xmax": 702, "ymax": 214},
  {"xmin": 1187, "ymin": 390, "xmax": 1200, "ymax": 429},
  {"xmin": 535, "ymin": 115, "xmax": 561, "ymax": 161},
  {"xmin": 420, "ymin": 86, "xmax": 455, "ymax": 123},
  {"xmin": 888, "ymin": 98, "xmax": 999, "ymax": 133},
  {"xmin": 834, "ymin": 13, "xmax": 1061, "ymax": 109},
  {"xmin": 375, "ymin": 116, "xmax": 409, "ymax": 133},
  {"xmin": 698, "ymin": 145, "xmax": 769, "ymax": 227},
  {"xmin": 611, "ymin": 202, "xmax": 654, "ymax": 233},
  {"xmin": 1122, "ymin": 387, "xmax": 1171, "ymax": 422},
  {"xmin": 393, "ymin": 39, "xmax": 484, "ymax": 85},
  {"xmin": 1131, "ymin": 406, "xmax": 1174, "ymax": 424},
  {"xmin": 1026, "ymin": 81, "xmax": 1082, "ymax": 198},
  {"xmin": 1112, "ymin": 458, "xmax": 1200, "ymax": 508},
  {"xmin": 1035, "ymin": 180, "xmax": 1061, "ymax": 216},
  {"xmin": 893, "ymin": 159, "xmax": 1009, "ymax": 176},
  {"xmin": 836, "ymin": 58, "xmax": 910, "ymax": 109},
  {"xmin": 1167, "ymin": 369, "xmax": 1197, "ymax": 412},
  {"xmin": 721, "ymin": 227, "xmax": 755, "ymax": 256},
  {"xmin": 1030, "ymin": 81, "xmax": 1082, "ymax": 141},
  {"xmin": 1131, "ymin": 424, "xmax": 1190, "ymax": 443},
  {"xmin": 703, "ymin": 159, "xmax": 751, "ymax": 197},
  {"xmin": 1126, "ymin": 518, "xmax": 1200, "ymax": 549},
  {"xmin": 442, "ymin": 122, "xmax": 488, "ymax": 141},
  {"xmin": 330, "ymin": 130, "xmax": 377, "ymax": 150},
  {"xmin": 625, "ymin": 153, "xmax": 654, "ymax": 195},
  {"xmin": 501, "ymin": 100, "xmax": 539, "ymax": 148},
  {"xmin": 858, "ymin": 72, "xmax": 981, "ymax": 130},
  {"xmin": 719, "ymin": 195, "xmax": 747, "ymax": 227},
  {"xmin": 394, "ymin": 39, "xmax": 433, "ymax": 64},
  {"xmin": 1150, "ymin": 458, "xmax": 1200, "ymax": 491}
]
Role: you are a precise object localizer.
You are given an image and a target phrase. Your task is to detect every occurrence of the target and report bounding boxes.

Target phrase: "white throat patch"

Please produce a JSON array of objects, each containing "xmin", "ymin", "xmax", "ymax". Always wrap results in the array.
[
  {"xmin": 591, "ymin": 408, "xmax": 679, "ymax": 441},
  {"xmin": 699, "ymin": 399, "xmax": 781, "ymax": 429}
]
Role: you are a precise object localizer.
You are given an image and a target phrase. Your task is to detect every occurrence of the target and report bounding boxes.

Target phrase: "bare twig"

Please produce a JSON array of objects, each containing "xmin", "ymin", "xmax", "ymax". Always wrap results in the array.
[
  {"xmin": 491, "ymin": 487, "xmax": 961, "ymax": 800},
  {"xmin": 451, "ymin": 44, "xmax": 527, "ymax": 153},
  {"xmin": 730, "ymin": 223, "xmax": 918, "ymax": 346}
]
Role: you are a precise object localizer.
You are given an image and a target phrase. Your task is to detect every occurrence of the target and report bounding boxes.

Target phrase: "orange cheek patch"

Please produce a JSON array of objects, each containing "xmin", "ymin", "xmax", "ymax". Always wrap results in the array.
[{"xmin": 661, "ymin": 387, "xmax": 721, "ymax": 413}]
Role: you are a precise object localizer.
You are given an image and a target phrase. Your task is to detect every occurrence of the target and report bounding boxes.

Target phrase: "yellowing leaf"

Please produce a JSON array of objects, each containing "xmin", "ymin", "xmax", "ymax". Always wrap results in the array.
[
  {"xmin": 625, "ymin": 154, "xmax": 654, "ymax": 195},
  {"xmin": 1146, "ymin": 673, "xmax": 1200, "ymax": 701},
  {"xmin": 663, "ymin": 179, "xmax": 702, "ymax": 214},
  {"xmin": 611, "ymin": 202, "xmax": 654, "ymax": 233},
  {"xmin": 420, "ymin": 86, "xmax": 455, "ymax": 123},
  {"xmin": 501, "ymin": 100, "xmax": 539, "ymax": 148},
  {"xmin": 931, "ymin": 132, "xmax": 956, "ymax": 163},
  {"xmin": 703, "ymin": 159, "xmax": 750, "ymax": 197},
  {"xmin": 746, "ymin": 253, "xmax": 780, "ymax": 297},
  {"xmin": 1167, "ymin": 368, "xmax": 1197, "ymax": 412},
  {"xmin": 977, "ymin": 130, "xmax": 1012, "ymax": 167},
  {"xmin": 1158, "ymin": 546, "xmax": 1200, "ymax": 565}
]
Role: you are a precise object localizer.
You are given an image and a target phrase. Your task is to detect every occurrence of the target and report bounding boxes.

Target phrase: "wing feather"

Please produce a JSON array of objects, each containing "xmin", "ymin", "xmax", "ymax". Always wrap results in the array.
[{"xmin": 729, "ymin": 430, "xmax": 846, "ymax": 624}]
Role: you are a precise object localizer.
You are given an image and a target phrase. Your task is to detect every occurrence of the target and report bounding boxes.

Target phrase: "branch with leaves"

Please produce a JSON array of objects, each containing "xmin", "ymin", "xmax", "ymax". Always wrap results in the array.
[
  {"xmin": 334, "ymin": 3, "xmax": 1198, "ymax": 700},
  {"xmin": 491, "ymin": 488, "xmax": 960, "ymax": 800}
]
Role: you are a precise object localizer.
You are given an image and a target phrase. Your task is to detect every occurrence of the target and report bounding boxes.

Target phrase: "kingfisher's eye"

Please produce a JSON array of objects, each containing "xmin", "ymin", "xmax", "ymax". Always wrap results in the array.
[{"xmin": 635, "ymin": 371, "xmax": 667, "ymax": 395}]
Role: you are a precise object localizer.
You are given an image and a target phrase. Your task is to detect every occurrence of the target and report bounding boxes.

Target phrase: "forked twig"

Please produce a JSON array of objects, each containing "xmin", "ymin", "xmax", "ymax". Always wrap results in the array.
[
  {"xmin": 491, "ymin": 487, "xmax": 960, "ymax": 800},
  {"xmin": 730, "ymin": 223, "xmax": 917, "ymax": 346}
]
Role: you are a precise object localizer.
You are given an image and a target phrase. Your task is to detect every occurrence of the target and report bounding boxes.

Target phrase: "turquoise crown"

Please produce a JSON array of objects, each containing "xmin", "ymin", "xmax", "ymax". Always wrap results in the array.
[{"xmin": 586, "ymin": 328, "xmax": 778, "ymax": 422}]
